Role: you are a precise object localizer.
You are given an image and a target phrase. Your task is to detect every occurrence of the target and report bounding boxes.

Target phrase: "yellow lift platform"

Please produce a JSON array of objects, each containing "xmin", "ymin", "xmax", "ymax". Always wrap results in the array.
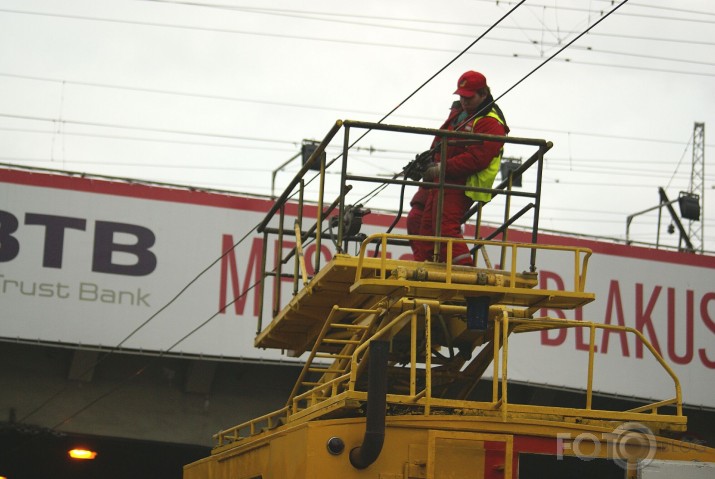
[{"xmin": 184, "ymin": 120, "xmax": 715, "ymax": 479}]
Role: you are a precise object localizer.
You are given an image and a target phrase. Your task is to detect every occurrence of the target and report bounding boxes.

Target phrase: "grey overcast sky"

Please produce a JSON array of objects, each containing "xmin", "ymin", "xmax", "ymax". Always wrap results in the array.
[{"xmin": 1, "ymin": 0, "xmax": 714, "ymax": 251}]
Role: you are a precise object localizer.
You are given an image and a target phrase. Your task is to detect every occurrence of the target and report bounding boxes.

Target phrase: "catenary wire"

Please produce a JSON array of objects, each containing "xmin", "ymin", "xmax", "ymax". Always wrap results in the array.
[
  {"xmin": 10, "ymin": 0, "xmax": 712, "ymax": 428},
  {"xmin": 356, "ymin": 0, "xmax": 632, "ymax": 206},
  {"xmin": 2, "ymin": 7, "xmax": 714, "ymax": 76},
  {"xmin": 147, "ymin": 0, "xmax": 715, "ymax": 26},
  {"xmin": 51, "ymin": 272, "xmax": 264, "ymax": 430},
  {"xmin": 141, "ymin": 1, "xmax": 715, "ymax": 68},
  {"xmin": 12, "ymin": 0, "xmax": 527, "ymax": 427},
  {"xmin": 19, "ymin": 207, "xmax": 262, "ymax": 423},
  {"xmin": 1, "ymin": 72, "xmax": 711, "ymax": 150},
  {"xmin": 476, "ymin": 0, "xmax": 715, "ymax": 24}
]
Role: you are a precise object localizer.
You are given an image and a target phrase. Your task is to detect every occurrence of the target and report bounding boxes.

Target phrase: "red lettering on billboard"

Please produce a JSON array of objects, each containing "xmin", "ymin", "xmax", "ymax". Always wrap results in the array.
[
  {"xmin": 539, "ymin": 270, "xmax": 567, "ymax": 346},
  {"xmin": 273, "ymin": 239, "xmax": 297, "ymax": 316},
  {"xmin": 600, "ymin": 280, "xmax": 629, "ymax": 357},
  {"xmin": 635, "ymin": 283, "xmax": 662, "ymax": 359},
  {"xmin": 218, "ymin": 235, "xmax": 262, "ymax": 317},
  {"xmin": 538, "ymin": 270, "xmax": 594, "ymax": 351},
  {"xmin": 304, "ymin": 244, "xmax": 333, "ymax": 275},
  {"xmin": 699, "ymin": 292, "xmax": 715, "ymax": 369},
  {"xmin": 574, "ymin": 307, "xmax": 595, "ymax": 352},
  {"xmin": 667, "ymin": 288, "xmax": 694, "ymax": 365}
]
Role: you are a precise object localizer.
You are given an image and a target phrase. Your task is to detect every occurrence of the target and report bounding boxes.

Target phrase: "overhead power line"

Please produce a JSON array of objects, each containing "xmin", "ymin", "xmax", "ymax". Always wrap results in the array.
[
  {"xmin": 0, "ymin": 112, "xmax": 296, "ymax": 145},
  {"xmin": 2, "ymin": 71, "xmax": 713, "ymax": 150},
  {"xmin": 1, "ymin": 6, "xmax": 714, "ymax": 77},
  {"xmin": 5, "ymin": 0, "xmax": 715, "ymax": 433},
  {"xmin": 10, "ymin": 0, "xmax": 528, "ymax": 428},
  {"xmin": 149, "ymin": 0, "xmax": 715, "ymax": 25},
  {"xmin": 476, "ymin": 0, "xmax": 715, "ymax": 24},
  {"xmin": 589, "ymin": 0, "xmax": 715, "ymax": 17}
]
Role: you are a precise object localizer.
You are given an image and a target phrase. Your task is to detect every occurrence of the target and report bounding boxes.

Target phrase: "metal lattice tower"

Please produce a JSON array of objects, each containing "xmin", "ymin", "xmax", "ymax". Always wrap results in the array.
[{"xmin": 689, "ymin": 123, "xmax": 705, "ymax": 252}]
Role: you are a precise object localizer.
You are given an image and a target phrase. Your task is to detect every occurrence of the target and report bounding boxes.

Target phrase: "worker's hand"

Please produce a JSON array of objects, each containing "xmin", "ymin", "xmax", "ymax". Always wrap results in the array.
[{"xmin": 422, "ymin": 165, "xmax": 440, "ymax": 182}]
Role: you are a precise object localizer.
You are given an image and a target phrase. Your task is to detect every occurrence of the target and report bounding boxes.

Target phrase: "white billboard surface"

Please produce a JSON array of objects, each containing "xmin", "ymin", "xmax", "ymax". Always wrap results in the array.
[{"xmin": 1, "ymin": 168, "xmax": 714, "ymax": 408}]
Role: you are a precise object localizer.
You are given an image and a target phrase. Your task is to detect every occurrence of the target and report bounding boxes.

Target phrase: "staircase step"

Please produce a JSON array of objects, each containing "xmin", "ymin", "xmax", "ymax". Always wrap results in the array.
[
  {"xmin": 307, "ymin": 367, "xmax": 346, "ymax": 374},
  {"xmin": 323, "ymin": 338, "xmax": 360, "ymax": 345},
  {"xmin": 315, "ymin": 353, "xmax": 352, "ymax": 359}
]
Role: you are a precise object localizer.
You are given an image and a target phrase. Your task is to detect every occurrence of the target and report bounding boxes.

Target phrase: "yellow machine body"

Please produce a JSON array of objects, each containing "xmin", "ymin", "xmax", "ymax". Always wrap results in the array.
[{"xmin": 184, "ymin": 120, "xmax": 715, "ymax": 478}]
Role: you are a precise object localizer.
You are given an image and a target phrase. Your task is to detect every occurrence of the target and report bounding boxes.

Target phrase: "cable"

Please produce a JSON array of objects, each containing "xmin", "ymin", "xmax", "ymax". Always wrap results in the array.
[
  {"xmin": 9, "ymin": 2, "xmax": 529, "ymax": 425},
  {"xmin": 353, "ymin": 1, "xmax": 527, "ymax": 205},
  {"xmin": 20, "ymin": 211, "xmax": 262, "ymax": 424},
  {"xmin": 3, "ymin": 5, "xmax": 714, "ymax": 79},
  {"xmin": 144, "ymin": 0, "xmax": 715, "ymax": 24},
  {"xmin": 589, "ymin": 0, "xmax": 715, "ymax": 17},
  {"xmin": 0, "ymin": 71, "xmax": 380, "ymax": 117},
  {"xmin": 665, "ymin": 133, "xmax": 695, "ymax": 191},
  {"xmin": 143, "ymin": 2, "xmax": 715, "ymax": 68},
  {"xmin": 356, "ymin": 0, "xmax": 633, "ymax": 207},
  {"xmin": 149, "ymin": 0, "xmax": 715, "ymax": 26},
  {"xmin": 475, "ymin": 0, "xmax": 715, "ymax": 24},
  {"xmin": 364, "ymin": 1, "xmax": 527, "ymax": 126},
  {"xmin": 3, "ymin": 72, "xmax": 711, "ymax": 151},
  {"xmin": 513, "ymin": 54, "xmax": 715, "ymax": 78},
  {"xmin": 0, "ymin": 112, "xmax": 295, "ymax": 145},
  {"xmin": 8, "ymin": 0, "xmax": 712, "ymax": 428},
  {"xmin": 299, "ymin": 1, "xmax": 528, "ymax": 208},
  {"xmin": 491, "ymin": 0, "xmax": 632, "ymax": 108},
  {"xmin": 51, "ymin": 272, "xmax": 263, "ymax": 430}
]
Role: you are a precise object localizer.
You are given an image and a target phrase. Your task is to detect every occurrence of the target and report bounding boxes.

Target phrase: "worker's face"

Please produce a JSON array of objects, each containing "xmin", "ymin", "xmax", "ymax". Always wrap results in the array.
[{"xmin": 460, "ymin": 91, "xmax": 487, "ymax": 114}]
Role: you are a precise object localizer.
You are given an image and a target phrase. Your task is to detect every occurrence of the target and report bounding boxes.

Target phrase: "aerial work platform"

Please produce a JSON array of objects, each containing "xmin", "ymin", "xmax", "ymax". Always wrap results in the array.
[
  {"xmin": 255, "ymin": 235, "xmax": 595, "ymax": 356},
  {"xmin": 182, "ymin": 120, "xmax": 715, "ymax": 479},
  {"xmin": 219, "ymin": 119, "xmax": 687, "ymax": 449}
]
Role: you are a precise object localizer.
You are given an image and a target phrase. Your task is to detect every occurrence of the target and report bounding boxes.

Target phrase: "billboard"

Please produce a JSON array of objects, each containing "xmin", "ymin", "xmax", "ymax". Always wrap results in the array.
[{"xmin": 1, "ymin": 167, "xmax": 714, "ymax": 408}]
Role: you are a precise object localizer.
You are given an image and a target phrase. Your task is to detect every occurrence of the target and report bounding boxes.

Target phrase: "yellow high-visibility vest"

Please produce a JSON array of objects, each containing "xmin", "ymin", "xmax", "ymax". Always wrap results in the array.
[{"xmin": 464, "ymin": 109, "xmax": 506, "ymax": 202}]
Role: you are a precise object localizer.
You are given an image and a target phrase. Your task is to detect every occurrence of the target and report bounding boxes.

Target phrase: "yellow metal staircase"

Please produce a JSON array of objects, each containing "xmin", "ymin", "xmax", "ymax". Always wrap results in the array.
[{"xmin": 287, "ymin": 305, "xmax": 384, "ymax": 409}]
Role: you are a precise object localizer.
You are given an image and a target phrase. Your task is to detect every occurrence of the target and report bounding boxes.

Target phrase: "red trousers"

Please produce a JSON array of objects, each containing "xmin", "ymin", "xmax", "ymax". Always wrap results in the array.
[{"xmin": 412, "ymin": 187, "xmax": 473, "ymax": 265}]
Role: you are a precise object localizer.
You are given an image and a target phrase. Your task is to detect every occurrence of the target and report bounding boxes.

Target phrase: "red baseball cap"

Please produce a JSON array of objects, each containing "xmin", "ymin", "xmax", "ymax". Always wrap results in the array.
[{"xmin": 454, "ymin": 70, "xmax": 487, "ymax": 97}]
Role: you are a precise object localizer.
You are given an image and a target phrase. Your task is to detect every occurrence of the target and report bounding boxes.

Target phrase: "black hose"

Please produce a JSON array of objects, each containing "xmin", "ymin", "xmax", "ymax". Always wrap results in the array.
[{"xmin": 349, "ymin": 340, "xmax": 389, "ymax": 470}]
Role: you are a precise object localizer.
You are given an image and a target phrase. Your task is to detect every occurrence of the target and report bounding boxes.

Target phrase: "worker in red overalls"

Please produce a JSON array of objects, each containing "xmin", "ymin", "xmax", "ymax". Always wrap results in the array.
[{"xmin": 411, "ymin": 70, "xmax": 509, "ymax": 265}]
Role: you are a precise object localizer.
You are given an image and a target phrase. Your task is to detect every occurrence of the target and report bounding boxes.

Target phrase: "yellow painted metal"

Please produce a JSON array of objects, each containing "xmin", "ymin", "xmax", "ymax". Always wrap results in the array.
[
  {"xmin": 426, "ymin": 430, "xmax": 513, "ymax": 479},
  {"xmin": 274, "ymin": 204, "xmax": 285, "ymax": 317},
  {"xmin": 315, "ymin": 147, "xmax": 326, "ymax": 271},
  {"xmin": 287, "ymin": 304, "xmax": 382, "ymax": 405},
  {"xmin": 410, "ymin": 310, "xmax": 417, "ymax": 397},
  {"xmin": 356, "ymin": 234, "xmax": 590, "ymax": 289},
  {"xmin": 189, "ymin": 120, "xmax": 715, "ymax": 479},
  {"xmin": 492, "ymin": 316, "xmax": 500, "ymax": 404},
  {"xmin": 191, "ymin": 415, "xmax": 715, "ymax": 479},
  {"xmin": 217, "ymin": 278, "xmax": 689, "ymax": 452},
  {"xmin": 293, "ymin": 220, "xmax": 308, "ymax": 286},
  {"xmin": 586, "ymin": 324, "xmax": 596, "ymax": 410},
  {"xmin": 507, "ymin": 317, "xmax": 683, "ymax": 417},
  {"xmin": 424, "ymin": 304, "xmax": 432, "ymax": 415},
  {"xmin": 501, "ymin": 310, "xmax": 509, "ymax": 422}
]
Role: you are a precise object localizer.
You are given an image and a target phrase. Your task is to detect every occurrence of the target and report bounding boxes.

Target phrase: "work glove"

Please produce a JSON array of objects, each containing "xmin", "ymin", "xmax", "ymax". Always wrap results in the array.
[{"xmin": 422, "ymin": 165, "xmax": 440, "ymax": 182}]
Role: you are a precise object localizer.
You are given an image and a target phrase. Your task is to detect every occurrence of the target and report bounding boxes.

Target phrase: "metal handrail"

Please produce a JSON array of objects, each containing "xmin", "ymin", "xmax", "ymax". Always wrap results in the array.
[
  {"xmin": 505, "ymin": 317, "xmax": 683, "ymax": 417},
  {"xmin": 255, "ymin": 119, "xmax": 553, "ymax": 334},
  {"xmin": 354, "ymin": 233, "xmax": 592, "ymax": 294},
  {"xmin": 213, "ymin": 406, "xmax": 290, "ymax": 447},
  {"xmin": 216, "ymin": 310, "xmax": 684, "ymax": 448}
]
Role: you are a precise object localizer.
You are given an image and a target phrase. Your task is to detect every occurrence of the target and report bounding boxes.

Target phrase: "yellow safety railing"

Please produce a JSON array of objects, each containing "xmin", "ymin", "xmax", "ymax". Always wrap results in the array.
[
  {"xmin": 348, "ymin": 305, "xmax": 434, "ymax": 413},
  {"xmin": 503, "ymin": 317, "xmax": 683, "ymax": 418},
  {"xmin": 213, "ymin": 406, "xmax": 290, "ymax": 447},
  {"xmin": 216, "ymin": 307, "xmax": 684, "ymax": 448},
  {"xmin": 355, "ymin": 233, "xmax": 592, "ymax": 293}
]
